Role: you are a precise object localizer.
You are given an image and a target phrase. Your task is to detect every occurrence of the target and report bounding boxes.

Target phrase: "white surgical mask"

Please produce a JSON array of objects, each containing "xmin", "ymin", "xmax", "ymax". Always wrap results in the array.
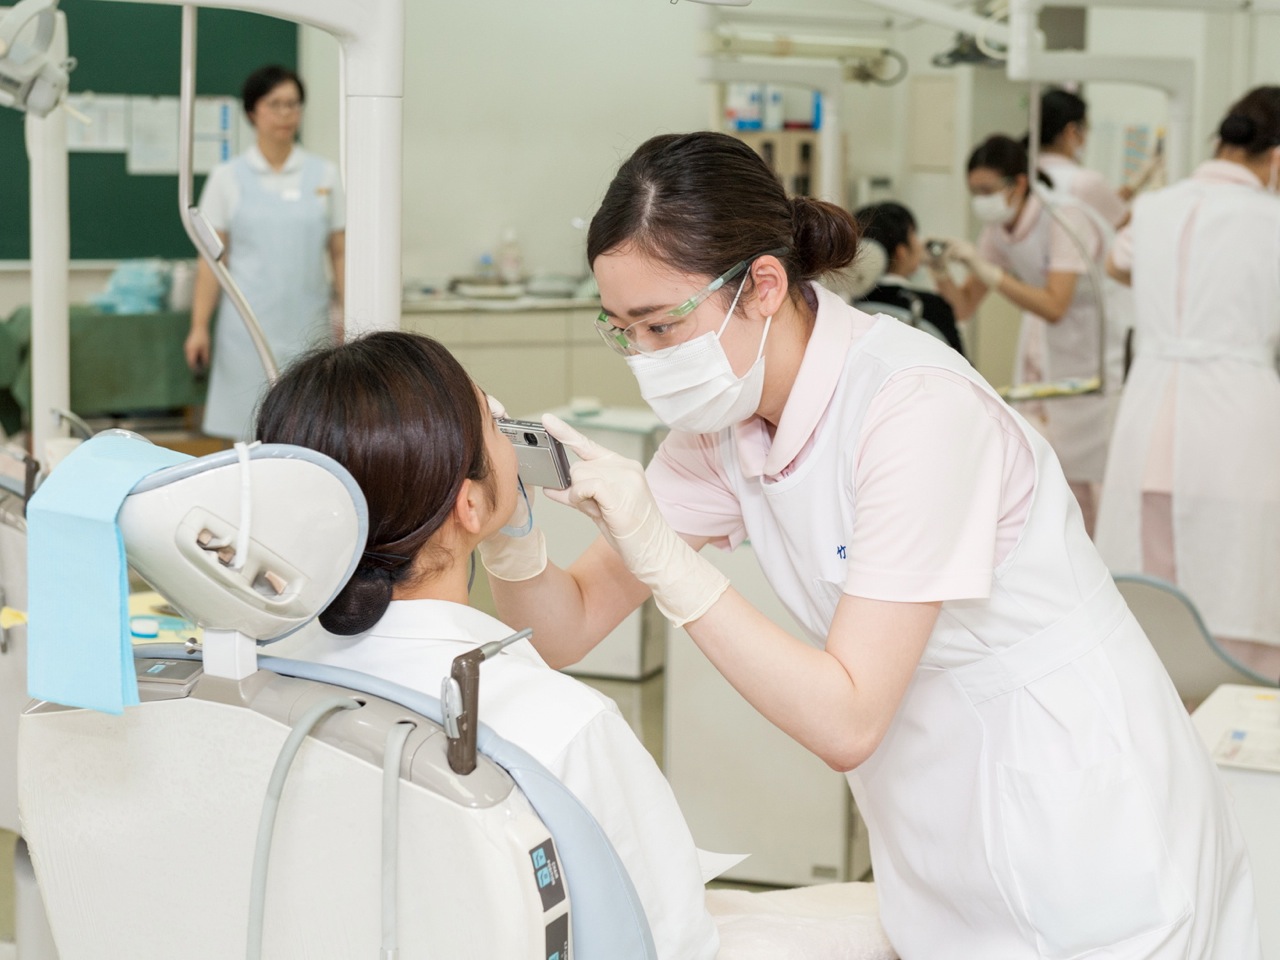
[
  {"xmin": 626, "ymin": 275, "xmax": 771, "ymax": 434},
  {"xmin": 971, "ymin": 190, "xmax": 1019, "ymax": 225}
]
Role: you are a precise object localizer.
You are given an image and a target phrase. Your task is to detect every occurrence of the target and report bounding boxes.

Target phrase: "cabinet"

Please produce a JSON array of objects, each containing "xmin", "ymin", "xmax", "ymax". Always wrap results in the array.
[
  {"xmin": 665, "ymin": 542, "xmax": 872, "ymax": 887},
  {"xmin": 733, "ymin": 129, "xmax": 825, "ymax": 198},
  {"xmin": 400, "ymin": 300, "xmax": 643, "ymax": 414}
]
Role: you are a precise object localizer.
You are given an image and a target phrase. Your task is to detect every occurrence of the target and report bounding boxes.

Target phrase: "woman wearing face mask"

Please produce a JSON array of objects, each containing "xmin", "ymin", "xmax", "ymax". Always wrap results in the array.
[
  {"xmin": 1096, "ymin": 86, "xmax": 1280, "ymax": 680},
  {"xmin": 946, "ymin": 134, "xmax": 1115, "ymax": 534},
  {"xmin": 1035, "ymin": 88, "xmax": 1131, "ymax": 227},
  {"xmin": 480, "ymin": 132, "xmax": 1260, "ymax": 959}
]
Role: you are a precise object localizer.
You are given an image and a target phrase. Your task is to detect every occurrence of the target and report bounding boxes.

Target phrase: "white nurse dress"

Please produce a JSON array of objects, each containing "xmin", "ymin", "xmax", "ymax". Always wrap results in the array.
[{"xmin": 649, "ymin": 285, "xmax": 1260, "ymax": 959}]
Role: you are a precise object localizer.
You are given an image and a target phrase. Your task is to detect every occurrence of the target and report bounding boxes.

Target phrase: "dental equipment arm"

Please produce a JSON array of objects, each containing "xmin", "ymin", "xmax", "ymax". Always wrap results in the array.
[
  {"xmin": 441, "ymin": 628, "xmax": 532, "ymax": 775},
  {"xmin": 176, "ymin": 6, "xmax": 278, "ymax": 382},
  {"xmin": 0, "ymin": 0, "xmax": 74, "ymax": 117}
]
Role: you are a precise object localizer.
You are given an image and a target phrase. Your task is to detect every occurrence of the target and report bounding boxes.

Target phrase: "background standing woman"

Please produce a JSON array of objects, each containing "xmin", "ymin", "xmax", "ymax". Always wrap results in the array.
[
  {"xmin": 1098, "ymin": 85, "xmax": 1280, "ymax": 680},
  {"xmin": 183, "ymin": 64, "xmax": 346, "ymax": 441},
  {"xmin": 481, "ymin": 131, "xmax": 1260, "ymax": 959},
  {"xmin": 946, "ymin": 134, "xmax": 1114, "ymax": 534},
  {"xmin": 1035, "ymin": 87, "xmax": 1131, "ymax": 228}
]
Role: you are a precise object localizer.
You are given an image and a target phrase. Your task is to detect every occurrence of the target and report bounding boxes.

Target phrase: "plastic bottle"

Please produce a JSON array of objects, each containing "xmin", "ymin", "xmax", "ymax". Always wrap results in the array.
[
  {"xmin": 476, "ymin": 252, "xmax": 497, "ymax": 283},
  {"xmin": 497, "ymin": 228, "xmax": 524, "ymax": 285}
]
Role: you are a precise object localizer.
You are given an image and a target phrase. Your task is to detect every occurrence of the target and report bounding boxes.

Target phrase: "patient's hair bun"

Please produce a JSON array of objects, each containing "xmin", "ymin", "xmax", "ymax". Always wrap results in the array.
[{"xmin": 320, "ymin": 565, "xmax": 393, "ymax": 636}]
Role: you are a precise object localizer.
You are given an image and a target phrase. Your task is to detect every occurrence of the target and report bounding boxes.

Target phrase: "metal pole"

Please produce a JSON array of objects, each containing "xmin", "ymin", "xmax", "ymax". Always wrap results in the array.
[{"xmin": 176, "ymin": 4, "xmax": 278, "ymax": 382}]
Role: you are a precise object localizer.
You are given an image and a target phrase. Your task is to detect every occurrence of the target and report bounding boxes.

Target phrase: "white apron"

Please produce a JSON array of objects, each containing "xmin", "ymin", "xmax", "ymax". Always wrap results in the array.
[
  {"xmin": 1095, "ymin": 169, "xmax": 1280, "ymax": 646},
  {"xmin": 203, "ymin": 151, "xmax": 333, "ymax": 440},
  {"xmin": 1003, "ymin": 193, "xmax": 1120, "ymax": 484},
  {"xmin": 716, "ymin": 315, "xmax": 1259, "ymax": 958}
]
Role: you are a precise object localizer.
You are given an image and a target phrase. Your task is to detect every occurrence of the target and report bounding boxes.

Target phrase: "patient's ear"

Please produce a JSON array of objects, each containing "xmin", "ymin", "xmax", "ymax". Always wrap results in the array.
[{"xmin": 453, "ymin": 478, "xmax": 487, "ymax": 536}]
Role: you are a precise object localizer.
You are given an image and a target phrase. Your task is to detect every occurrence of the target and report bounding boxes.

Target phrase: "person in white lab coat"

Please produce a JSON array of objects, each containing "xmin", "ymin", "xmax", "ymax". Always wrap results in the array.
[
  {"xmin": 254, "ymin": 331, "xmax": 719, "ymax": 960},
  {"xmin": 184, "ymin": 64, "xmax": 345, "ymax": 441},
  {"xmin": 1097, "ymin": 85, "xmax": 1280, "ymax": 680},
  {"xmin": 481, "ymin": 132, "xmax": 1260, "ymax": 959},
  {"xmin": 946, "ymin": 134, "xmax": 1116, "ymax": 535}
]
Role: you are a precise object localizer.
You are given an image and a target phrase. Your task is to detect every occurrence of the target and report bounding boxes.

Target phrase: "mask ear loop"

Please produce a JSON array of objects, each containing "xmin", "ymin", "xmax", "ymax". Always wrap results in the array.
[
  {"xmin": 499, "ymin": 476, "xmax": 533, "ymax": 538},
  {"xmin": 714, "ymin": 271, "xmax": 752, "ymax": 339}
]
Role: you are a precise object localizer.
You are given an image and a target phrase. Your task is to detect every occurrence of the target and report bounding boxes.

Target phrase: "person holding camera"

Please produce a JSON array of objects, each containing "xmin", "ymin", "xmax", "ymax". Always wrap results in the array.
[
  {"xmin": 853, "ymin": 201, "xmax": 966, "ymax": 358},
  {"xmin": 480, "ymin": 131, "xmax": 1260, "ymax": 960},
  {"xmin": 945, "ymin": 134, "xmax": 1117, "ymax": 535},
  {"xmin": 256, "ymin": 331, "xmax": 719, "ymax": 960}
]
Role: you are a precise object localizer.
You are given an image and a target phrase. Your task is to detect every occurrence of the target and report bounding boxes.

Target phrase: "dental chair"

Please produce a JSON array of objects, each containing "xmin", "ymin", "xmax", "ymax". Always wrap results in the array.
[
  {"xmin": 16, "ymin": 436, "xmax": 651, "ymax": 960},
  {"xmin": 16, "ymin": 435, "xmax": 897, "ymax": 960}
]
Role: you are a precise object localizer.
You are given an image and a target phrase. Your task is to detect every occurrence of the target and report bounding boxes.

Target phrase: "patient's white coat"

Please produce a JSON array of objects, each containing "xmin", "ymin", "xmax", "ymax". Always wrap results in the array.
[{"xmin": 289, "ymin": 598, "xmax": 718, "ymax": 960}]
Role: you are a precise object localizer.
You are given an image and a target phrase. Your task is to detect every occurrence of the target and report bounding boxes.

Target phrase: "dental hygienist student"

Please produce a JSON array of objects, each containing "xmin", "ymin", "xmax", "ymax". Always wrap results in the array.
[
  {"xmin": 1097, "ymin": 85, "xmax": 1280, "ymax": 682},
  {"xmin": 183, "ymin": 64, "xmax": 346, "ymax": 441},
  {"xmin": 481, "ymin": 132, "xmax": 1260, "ymax": 959},
  {"xmin": 946, "ymin": 135, "xmax": 1115, "ymax": 534}
]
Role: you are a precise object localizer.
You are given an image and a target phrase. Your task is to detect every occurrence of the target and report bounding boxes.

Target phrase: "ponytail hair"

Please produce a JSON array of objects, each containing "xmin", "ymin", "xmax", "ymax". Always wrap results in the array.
[
  {"xmin": 1037, "ymin": 88, "xmax": 1087, "ymax": 148},
  {"xmin": 968, "ymin": 134, "xmax": 1054, "ymax": 188},
  {"xmin": 587, "ymin": 132, "xmax": 858, "ymax": 306}
]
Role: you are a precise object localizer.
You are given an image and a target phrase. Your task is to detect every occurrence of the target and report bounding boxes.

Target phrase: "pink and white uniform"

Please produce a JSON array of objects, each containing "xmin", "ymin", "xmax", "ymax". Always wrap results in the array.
[
  {"xmin": 648, "ymin": 283, "xmax": 1259, "ymax": 959},
  {"xmin": 978, "ymin": 193, "xmax": 1118, "ymax": 489},
  {"xmin": 1097, "ymin": 160, "xmax": 1280, "ymax": 668}
]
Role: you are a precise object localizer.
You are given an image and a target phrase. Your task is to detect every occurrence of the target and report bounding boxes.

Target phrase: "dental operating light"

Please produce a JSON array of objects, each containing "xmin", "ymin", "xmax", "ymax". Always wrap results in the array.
[{"xmin": 0, "ymin": 0, "xmax": 73, "ymax": 117}]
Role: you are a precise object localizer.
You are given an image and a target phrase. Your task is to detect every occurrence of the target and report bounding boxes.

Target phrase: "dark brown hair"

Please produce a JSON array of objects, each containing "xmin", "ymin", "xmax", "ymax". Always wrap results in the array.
[
  {"xmin": 1217, "ymin": 86, "xmax": 1280, "ymax": 157},
  {"xmin": 967, "ymin": 135, "xmax": 1055, "ymax": 188},
  {"xmin": 242, "ymin": 64, "xmax": 306, "ymax": 116},
  {"xmin": 256, "ymin": 332, "xmax": 491, "ymax": 635},
  {"xmin": 587, "ymin": 132, "xmax": 858, "ymax": 308}
]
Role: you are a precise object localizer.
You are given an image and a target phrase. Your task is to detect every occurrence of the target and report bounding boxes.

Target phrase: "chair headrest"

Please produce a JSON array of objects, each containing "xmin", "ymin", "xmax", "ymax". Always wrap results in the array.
[{"xmin": 120, "ymin": 443, "xmax": 368, "ymax": 642}]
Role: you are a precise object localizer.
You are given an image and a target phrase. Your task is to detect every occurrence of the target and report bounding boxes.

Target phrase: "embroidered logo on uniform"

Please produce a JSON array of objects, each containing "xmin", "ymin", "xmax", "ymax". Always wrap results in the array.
[
  {"xmin": 836, "ymin": 545, "xmax": 846, "ymax": 559},
  {"xmin": 316, "ymin": 186, "xmax": 331, "ymax": 196}
]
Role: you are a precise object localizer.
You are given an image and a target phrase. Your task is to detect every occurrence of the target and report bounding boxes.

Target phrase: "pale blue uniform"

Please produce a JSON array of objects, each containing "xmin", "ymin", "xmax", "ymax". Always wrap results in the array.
[{"xmin": 199, "ymin": 146, "xmax": 341, "ymax": 439}]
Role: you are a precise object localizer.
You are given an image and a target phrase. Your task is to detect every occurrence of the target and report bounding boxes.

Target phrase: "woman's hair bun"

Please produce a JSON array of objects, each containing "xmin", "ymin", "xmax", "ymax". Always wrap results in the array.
[
  {"xmin": 789, "ymin": 195, "xmax": 860, "ymax": 279},
  {"xmin": 319, "ymin": 564, "xmax": 393, "ymax": 636},
  {"xmin": 1219, "ymin": 113, "xmax": 1257, "ymax": 147}
]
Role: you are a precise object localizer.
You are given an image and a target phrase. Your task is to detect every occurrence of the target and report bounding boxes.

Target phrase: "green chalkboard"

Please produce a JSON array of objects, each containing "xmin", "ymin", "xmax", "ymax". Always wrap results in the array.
[{"xmin": 0, "ymin": 0, "xmax": 297, "ymax": 260}]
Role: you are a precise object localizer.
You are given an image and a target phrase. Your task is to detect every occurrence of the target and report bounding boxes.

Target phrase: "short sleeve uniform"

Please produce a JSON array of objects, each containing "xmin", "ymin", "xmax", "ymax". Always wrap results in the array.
[
  {"xmin": 648, "ymin": 285, "xmax": 1034, "ymax": 610},
  {"xmin": 198, "ymin": 144, "xmax": 346, "ymax": 235}
]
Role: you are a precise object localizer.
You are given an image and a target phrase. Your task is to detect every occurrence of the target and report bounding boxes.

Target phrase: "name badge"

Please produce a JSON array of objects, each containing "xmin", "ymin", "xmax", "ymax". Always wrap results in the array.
[{"xmin": 282, "ymin": 188, "xmax": 301, "ymax": 202}]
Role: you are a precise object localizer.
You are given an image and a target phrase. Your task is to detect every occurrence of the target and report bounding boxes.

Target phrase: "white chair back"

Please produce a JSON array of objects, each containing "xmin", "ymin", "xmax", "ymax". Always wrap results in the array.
[{"xmin": 1114, "ymin": 574, "xmax": 1274, "ymax": 707}]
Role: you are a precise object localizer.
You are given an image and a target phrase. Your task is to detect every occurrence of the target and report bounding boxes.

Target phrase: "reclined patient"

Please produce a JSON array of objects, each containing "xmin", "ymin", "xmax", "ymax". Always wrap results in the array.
[{"xmin": 256, "ymin": 330, "xmax": 718, "ymax": 960}]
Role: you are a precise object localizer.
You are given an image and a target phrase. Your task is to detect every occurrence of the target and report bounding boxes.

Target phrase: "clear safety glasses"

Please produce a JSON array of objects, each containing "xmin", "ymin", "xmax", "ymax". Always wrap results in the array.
[{"xmin": 593, "ymin": 248, "xmax": 788, "ymax": 356}]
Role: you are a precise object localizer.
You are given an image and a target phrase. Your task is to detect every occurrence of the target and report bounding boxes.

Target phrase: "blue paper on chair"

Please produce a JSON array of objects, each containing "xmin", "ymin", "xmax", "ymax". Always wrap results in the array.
[{"xmin": 27, "ymin": 435, "xmax": 191, "ymax": 714}]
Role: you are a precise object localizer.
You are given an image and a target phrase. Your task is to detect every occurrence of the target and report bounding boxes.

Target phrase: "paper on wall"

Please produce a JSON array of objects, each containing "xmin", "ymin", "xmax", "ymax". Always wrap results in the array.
[
  {"xmin": 127, "ymin": 95, "xmax": 241, "ymax": 175},
  {"xmin": 66, "ymin": 93, "xmax": 129, "ymax": 152}
]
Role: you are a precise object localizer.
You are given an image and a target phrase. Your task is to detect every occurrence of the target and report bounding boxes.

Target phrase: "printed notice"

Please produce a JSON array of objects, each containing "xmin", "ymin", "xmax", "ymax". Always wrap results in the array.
[
  {"xmin": 66, "ymin": 94, "xmax": 129, "ymax": 152},
  {"xmin": 1213, "ymin": 727, "xmax": 1280, "ymax": 774},
  {"xmin": 127, "ymin": 95, "xmax": 242, "ymax": 175}
]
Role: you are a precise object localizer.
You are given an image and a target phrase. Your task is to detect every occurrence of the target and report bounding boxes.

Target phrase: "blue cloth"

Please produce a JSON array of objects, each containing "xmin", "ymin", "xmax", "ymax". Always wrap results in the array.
[{"xmin": 28, "ymin": 435, "xmax": 190, "ymax": 714}]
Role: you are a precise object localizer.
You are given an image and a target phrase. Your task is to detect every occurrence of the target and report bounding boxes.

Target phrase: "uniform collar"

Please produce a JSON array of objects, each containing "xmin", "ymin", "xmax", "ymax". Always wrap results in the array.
[
  {"xmin": 1193, "ymin": 158, "xmax": 1264, "ymax": 189},
  {"xmin": 1007, "ymin": 191, "xmax": 1045, "ymax": 242},
  {"xmin": 246, "ymin": 142, "xmax": 304, "ymax": 174},
  {"xmin": 366, "ymin": 598, "xmax": 513, "ymax": 644},
  {"xmin": 733, "ymin": 283, "xmax": 874, "ymax": 479}
]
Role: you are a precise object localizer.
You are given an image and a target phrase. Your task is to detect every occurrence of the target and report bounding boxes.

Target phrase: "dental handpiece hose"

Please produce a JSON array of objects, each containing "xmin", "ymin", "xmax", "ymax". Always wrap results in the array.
[{"xmin": 446, "ymin": 628, "xmax": 531, "ymax": 775}]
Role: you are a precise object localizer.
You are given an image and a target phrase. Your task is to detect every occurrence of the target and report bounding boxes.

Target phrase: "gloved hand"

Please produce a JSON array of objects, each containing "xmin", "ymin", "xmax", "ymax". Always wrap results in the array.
[
  {"xmin": 541, "ymin": 414, "xmax": 730, "ymax": 627},
  {"xmin": 477, "ymin": 394, "xmax": 548, "ymax": 582},
  {"xmin": 946, "ymin": 239, "xmax": 1004, "ymax": 289}
]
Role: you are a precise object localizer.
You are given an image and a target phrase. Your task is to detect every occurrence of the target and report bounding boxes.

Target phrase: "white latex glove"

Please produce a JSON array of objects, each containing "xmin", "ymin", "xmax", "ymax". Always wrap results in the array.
[
  {"xmin": 946, "ymin": 239, "xmax": 1004, "ymax": 289},
  {"xmin": 477, "ymin": 393, "xmax": 548, "ymax": 582},
  {"xmin": 541, "ymin": 414, "xmax": 730, "ymax": 627}
]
